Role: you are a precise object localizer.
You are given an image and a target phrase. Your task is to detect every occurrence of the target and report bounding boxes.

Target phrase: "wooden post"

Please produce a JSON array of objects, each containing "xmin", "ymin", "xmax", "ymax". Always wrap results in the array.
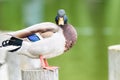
[
  {"xmin": 0, "ymin": 64, "xmax": 9, "ymax": 80},
  {"xmin": 108, "ymin": 45, "xmax": 120, "ymax": 80},
  {"xmin": 21, "ymin": 68, "xmax": 59, "ymax": 80}
]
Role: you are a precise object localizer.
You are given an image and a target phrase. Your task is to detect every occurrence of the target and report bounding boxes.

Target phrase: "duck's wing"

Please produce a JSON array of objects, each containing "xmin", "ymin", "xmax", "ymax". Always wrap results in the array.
[
  {"xmin": 8, "ymin": 22, "xmax": 59, "ymax": 38},
  {"xmin": 16, "ymin": 28, "xmax": 66, "ymax": 58}
]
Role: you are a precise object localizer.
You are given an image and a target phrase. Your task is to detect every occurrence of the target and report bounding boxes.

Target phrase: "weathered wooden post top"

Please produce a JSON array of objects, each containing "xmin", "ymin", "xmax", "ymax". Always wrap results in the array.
[
  {"xmin": 108, "ymin": 45, "xmax": 120, "ymax": 80},
  {"xmin": 22, "ymin": 68, "xmax": 59, "ymax": 80}
]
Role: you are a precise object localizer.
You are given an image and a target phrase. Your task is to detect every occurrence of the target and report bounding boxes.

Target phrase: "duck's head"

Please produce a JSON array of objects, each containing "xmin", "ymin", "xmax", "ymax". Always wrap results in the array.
[{"xmin": 55, "ymin": 9, "xmax": 68, "ymax": 26}]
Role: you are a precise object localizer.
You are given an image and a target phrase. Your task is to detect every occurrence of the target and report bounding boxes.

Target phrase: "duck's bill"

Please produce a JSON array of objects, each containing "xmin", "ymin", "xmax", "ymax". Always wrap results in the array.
[{"xmin": 58, "ymin": 17, "xmax": 64, "ymax": 26}]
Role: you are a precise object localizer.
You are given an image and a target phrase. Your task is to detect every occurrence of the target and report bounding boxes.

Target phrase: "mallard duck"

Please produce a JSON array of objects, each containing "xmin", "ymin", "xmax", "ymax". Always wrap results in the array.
[{"xmin": 1, "ymin": 9, "xmax": 77, "ymax": 70}]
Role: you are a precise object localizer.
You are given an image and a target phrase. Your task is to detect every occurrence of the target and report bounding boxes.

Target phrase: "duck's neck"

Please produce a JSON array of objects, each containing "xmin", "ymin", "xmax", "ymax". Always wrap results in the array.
[{"xmin": 60, "ymin": 24, "xmax": 77, "ymax": 52}]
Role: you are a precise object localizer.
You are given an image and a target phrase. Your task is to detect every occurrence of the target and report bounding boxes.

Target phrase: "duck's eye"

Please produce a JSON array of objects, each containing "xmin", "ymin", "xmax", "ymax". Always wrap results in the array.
[{"xmin": 27, "ymin": 34, "xmax": 40, "ymax": 42}]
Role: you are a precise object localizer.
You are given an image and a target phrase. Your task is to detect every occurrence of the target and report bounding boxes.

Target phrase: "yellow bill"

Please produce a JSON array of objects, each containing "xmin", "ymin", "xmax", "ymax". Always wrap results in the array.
[{"xmin": 58, "ymin": 17, "xmax": 64, "ymax": 25}]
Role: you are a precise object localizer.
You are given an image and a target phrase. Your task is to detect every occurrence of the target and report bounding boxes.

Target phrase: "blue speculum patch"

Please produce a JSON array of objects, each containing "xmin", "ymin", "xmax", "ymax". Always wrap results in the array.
[{"xmin": 27, "ymin": 34, "xmax": 40, "ymax": 42}]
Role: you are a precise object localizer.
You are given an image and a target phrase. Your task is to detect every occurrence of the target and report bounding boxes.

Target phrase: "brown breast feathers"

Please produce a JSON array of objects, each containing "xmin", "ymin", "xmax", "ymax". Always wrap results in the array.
[{"xmin": 61, "ymin": 24, "xmax": 77, "ymax": 51}]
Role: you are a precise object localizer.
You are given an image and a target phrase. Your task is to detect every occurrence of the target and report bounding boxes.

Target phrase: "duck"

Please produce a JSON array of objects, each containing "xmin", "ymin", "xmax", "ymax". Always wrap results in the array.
[{"xmin": 1, "ymin": 9, "xmax": 77, "ymax": 70}]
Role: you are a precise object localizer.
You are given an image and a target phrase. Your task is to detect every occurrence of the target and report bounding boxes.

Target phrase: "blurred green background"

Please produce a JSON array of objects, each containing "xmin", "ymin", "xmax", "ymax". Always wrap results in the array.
[{"xmin": 0, "ymin": 0, "xmax": 120, "ymax": 80}]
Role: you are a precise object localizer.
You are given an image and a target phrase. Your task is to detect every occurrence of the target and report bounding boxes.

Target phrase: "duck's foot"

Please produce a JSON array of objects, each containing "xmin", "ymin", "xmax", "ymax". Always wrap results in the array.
[
  {"xmin": 40, "ymin": 55, "xmax": 59, "ymax": 71},
  {"xmin": 42, "ymin": 66, "xmax": 59, "ymax": 71}
]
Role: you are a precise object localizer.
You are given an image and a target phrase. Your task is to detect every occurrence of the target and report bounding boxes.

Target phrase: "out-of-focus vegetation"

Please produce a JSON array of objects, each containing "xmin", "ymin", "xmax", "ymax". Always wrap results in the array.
[{"xmin": 0, "ymin": 0, "xmax": 120, "ymax": 80}]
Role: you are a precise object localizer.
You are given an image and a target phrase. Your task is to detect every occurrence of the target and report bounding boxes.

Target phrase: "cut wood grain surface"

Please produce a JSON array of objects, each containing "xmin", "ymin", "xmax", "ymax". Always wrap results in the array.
[{"xmin": 22, "ymin": 68, "xmax": 59, "ymax": 80}]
